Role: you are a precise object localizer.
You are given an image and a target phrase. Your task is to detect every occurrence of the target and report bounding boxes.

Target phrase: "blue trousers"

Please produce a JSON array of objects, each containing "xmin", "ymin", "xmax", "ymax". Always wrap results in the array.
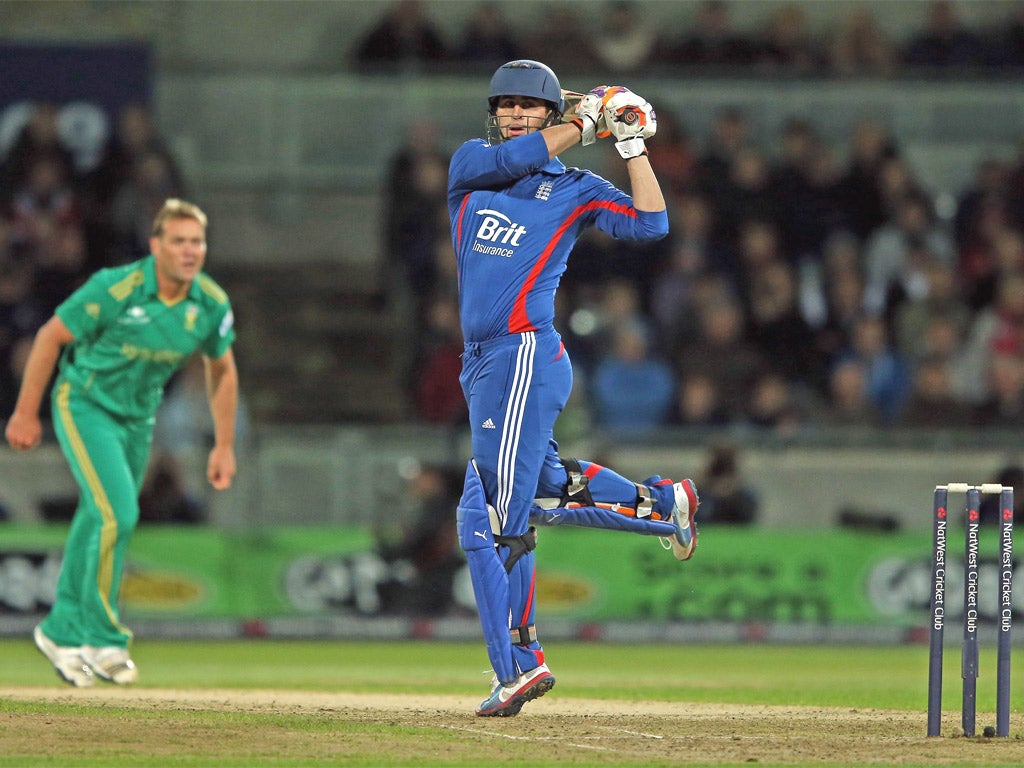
[{"xmin": 459, "ymin": 329, "xmax": 677, "ymax": 679}]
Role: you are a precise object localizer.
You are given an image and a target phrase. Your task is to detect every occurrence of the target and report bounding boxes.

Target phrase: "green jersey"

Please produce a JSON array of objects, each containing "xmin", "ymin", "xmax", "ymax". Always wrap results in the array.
[{"xmin": 55, "ymin": 254, "xmax": 235, "ymax": 421}]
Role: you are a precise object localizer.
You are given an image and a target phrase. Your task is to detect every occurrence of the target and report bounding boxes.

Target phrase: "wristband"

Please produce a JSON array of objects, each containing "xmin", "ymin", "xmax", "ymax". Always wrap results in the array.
[
  {"xmin": 615, "ymin": 137, "xmax": 647, "ymax": 159},
  {"xmin": 572, "ymin": 114, "xmax": 598, "ymax": 146}
]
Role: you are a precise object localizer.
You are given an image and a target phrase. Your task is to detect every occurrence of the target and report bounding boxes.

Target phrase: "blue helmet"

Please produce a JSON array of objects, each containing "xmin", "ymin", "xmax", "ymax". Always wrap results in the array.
[{"xmin": 487, "ymin": 60, "xmax": 564, "ymax": 116}]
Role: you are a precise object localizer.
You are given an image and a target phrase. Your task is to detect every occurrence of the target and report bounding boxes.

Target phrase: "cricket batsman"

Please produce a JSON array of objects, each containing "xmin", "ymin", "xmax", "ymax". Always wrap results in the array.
[
  {"xmin": 5, "ymin": 198, "xmax": 239, "ymax": 687},
  {"xmin": 448, "ymin": 60, "xmax": 699, "ymax": 717}
]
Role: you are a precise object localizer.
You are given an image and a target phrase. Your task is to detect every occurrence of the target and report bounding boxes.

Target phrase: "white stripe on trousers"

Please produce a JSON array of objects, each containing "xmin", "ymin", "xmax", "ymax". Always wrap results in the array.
[{"xmin": 495, "ymin": 332, "xmax": 535, "ymax": 531}]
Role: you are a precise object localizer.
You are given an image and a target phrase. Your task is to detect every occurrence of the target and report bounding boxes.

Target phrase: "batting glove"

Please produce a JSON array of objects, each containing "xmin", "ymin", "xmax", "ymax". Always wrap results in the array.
[
  {"xmin": 571, "ymin": 86, "xmax": 611, "ymax": 146},
  {"xmin": 603, "ymin": 87, "xmax": 657, "ymax": 143}
]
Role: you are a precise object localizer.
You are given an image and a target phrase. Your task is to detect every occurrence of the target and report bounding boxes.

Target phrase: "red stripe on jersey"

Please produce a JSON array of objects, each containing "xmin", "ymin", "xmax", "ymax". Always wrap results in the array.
[
  {"xmin": 508, "ymin": 200, "xmax": 637, "ymax": 334},
  {"xmin": 455, "ymin": 194, "xmax": 471, "ymax": 245},
  {"xmin": 455, "ymin": 194, "xmax": 471, "ymax": 292}
]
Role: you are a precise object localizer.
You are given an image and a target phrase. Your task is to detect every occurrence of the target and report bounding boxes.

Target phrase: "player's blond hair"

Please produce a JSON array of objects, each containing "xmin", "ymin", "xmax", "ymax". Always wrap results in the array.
[{"xmin": 152, "ymin": 198, "xmax": 208, "ymax": 237}]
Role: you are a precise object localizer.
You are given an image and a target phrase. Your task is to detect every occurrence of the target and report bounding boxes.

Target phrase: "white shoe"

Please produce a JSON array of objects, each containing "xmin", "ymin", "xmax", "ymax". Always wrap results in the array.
[
  {"xmin": 476, "ymin": 663, "xmax": 555, "ymax": 717},
  {"xmin": 33, "ymin": 625, "xmax": 94, "ymax": 687},
  {"xmin": 81, "ymin": 645, "xmax": 139, "ymax": 684},
  {"xmin": 661, "ymin": 479, "xmax": 699, "ymax": 561}
]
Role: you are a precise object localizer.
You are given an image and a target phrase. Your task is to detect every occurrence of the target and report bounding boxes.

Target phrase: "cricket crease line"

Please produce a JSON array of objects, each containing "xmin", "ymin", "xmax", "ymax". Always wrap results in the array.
[
  {"xmin": 601, "ymin": 727, "xmax": 664, "ymax": 739},
  {"xmin": 567, "ymin": 742, "xmax": 615, "ymax": 752},
  {"xmin": 438, "ymin": 725, "xmax": 554, "ymax": 741}
]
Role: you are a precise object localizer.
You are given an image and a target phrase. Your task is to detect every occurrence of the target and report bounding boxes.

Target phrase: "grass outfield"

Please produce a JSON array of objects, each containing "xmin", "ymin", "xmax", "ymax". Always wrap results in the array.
[{"xmin": 1, "ymin": 639, "xmax": 1021, "ymax": 767}]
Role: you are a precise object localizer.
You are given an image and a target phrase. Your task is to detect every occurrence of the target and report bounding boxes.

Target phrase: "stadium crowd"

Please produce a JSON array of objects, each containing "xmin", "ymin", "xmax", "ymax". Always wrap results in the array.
[
  {"xmin": 351, "ymin": 0, "xmax": 1024, "ymax": 77},
  {"xmin": 375, "ymin": 1, "xmax": 1024, "ymax": 434},
  {"xmin": 4, "ymin": 0, "xmax": 1024, "ymax": 442}
]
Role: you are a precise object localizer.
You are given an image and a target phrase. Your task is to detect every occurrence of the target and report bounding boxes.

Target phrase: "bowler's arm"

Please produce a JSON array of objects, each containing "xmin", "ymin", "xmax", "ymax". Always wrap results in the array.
[
  {"xmin": 5, "ymin": 316, "xmax": 74, "ymax": 451},
  {"xmin": 203, "ymin": 349, "xmax": 238, "ymax": 490}
]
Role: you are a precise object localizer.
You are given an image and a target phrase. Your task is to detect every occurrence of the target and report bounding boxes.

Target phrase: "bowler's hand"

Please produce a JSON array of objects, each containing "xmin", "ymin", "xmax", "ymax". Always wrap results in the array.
[
  {"xmin": 5, "ymin": 412, "xmax": 42, "ymax": 451},
  {"xmin": 207, "ymin": 444, "xmax": 236, "ymax": 490}
]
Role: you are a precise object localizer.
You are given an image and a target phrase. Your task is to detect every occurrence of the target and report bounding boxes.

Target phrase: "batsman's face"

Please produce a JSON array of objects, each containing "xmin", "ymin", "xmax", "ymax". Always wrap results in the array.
[
  {"xmin": 151, "ymin": 217, "xmax": 207, "ymax": 287},
  {"xmin": 494, "ymin": 96, "xmax": 551, "ymax": 139}
]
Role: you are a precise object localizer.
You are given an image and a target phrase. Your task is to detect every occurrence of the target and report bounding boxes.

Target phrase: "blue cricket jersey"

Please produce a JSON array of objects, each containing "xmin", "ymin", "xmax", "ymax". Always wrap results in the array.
[{"xmin": 448, "ymin": 132, "xmax": 669, "ymax": 343}]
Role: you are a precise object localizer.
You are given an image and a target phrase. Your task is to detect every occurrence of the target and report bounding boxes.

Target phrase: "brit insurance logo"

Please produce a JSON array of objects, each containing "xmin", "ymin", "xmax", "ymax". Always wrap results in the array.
[{"xmin": 472, "ymin": 209, "xmax": 526, "ymax": 258}]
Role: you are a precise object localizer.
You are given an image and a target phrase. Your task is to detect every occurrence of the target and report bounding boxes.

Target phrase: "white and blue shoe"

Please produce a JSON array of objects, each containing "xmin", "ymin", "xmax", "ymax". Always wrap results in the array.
[
  {"xmin": 476, "ymin": 663, "xmax": 555, "ymax": 717},
  {"xmin": 663, "ymin": 479, "xmax": 699, "ymax": 561}
]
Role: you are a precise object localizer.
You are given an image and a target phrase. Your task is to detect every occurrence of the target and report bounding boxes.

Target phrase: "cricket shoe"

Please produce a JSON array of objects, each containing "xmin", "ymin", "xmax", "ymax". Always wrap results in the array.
[
  {"xmin": 476, "ymin": 663, "xmax": 555, "ymax": 717},
  {"xmin": 33, "ymin": 625, "xmax": 94, "ymax": 687},
  {"xmin": 81, "ymin": 645, "xmax": 139, "ymax": 684},
  {"xmin": 661, "ymin": 479, "xmax": 699, "ymax": 561}
]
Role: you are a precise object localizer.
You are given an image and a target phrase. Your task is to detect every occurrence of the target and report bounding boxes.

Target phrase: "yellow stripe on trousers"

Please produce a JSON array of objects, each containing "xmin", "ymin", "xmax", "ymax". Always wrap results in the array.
[{"xmin": 56, "ymin": 382, "xmax": 130, "ymax": 637}]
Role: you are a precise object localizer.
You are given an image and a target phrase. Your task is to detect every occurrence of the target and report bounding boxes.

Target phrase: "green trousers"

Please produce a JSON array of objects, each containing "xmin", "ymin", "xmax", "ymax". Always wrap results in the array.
[{"xmin": 41, "ymin": 381, "xmax": 152, "ymax": 649}]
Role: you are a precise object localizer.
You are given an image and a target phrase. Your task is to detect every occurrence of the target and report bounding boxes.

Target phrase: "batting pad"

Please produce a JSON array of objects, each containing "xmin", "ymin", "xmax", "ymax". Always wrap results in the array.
[
  {"xmin": 457, "ymin": 460, "xmax": 516, "ymax": 684},
  {"xmin": 529, "ymin": 502, "xmax": 678, "ymax": 536}
]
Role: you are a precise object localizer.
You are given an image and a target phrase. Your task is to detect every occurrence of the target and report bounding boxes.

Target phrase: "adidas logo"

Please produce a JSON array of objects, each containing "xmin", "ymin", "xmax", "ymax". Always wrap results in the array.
[{"xmin": 482, "ymin": 418, "xmax": 496, "ymax": 429}]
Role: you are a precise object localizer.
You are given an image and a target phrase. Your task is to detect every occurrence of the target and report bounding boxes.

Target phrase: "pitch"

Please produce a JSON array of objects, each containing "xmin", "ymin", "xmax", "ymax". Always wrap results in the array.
[{"xmin": 0, "ymin": 640, "xmax": 1020, "ymax": 766}]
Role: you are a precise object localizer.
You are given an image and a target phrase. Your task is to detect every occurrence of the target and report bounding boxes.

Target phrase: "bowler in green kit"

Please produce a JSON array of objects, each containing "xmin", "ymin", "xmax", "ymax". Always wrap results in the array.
[{"xmin": 5, "ymin": 199, "xmax": 239, "ymax": 687}]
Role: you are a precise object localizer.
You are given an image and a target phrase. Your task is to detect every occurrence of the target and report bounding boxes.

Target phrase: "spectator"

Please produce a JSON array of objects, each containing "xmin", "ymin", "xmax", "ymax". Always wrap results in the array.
[
  {"xmin": 902, "ymin": 0, "xmax": 989, "ymax": 71},
  {"xmin": 813, "ymin": 234, "xmax": 867, "ymax": 368},
  {"xmin": 137, "ymin": 450, "xmax": 207, "ymax": 524},
  {"xmin": 668, "ymin": 0, "xmax": 756, "ymax": 69},
  {"xmin": 734, "ymin": 218, "xmax": 786, "ymax": 295},
  {"xmin": 352, "ymin": 0, "xmax": 447, "ymax": 70},
  {"xmin": 973, "ymin": 352, "xmax": 1024, "ymax": 428},
  {"xmin": 0, "ymin": 259, "xmax": 46, "ymax": 417},
  {"xmin": 9, "ymin": 155, "xmax": 81, "ymax": 256},
  {"xmin": 0, "ymin": 103, "xmax": 76, "ymax": 204},
  {"xmin": 593, "ymin": 1, "xmax": 659, "ymax": 75},
  {"xmin": 650, "ymin": 193, "xmax": 735, "ymax": 356},
  {"xmin": 673, "ymin": 371, "xmax": 730, "ymax": 427},
  {"xmin": 952, "ymin": 157, "xmax": 1009, "ymax": 253},
  {"xmin": 590, "ymin": 318, "xmax": 675, "ymax": 433},
  {"xmin": 696, "ymin": 106, "xmax": 754, "ymax": 201},
  {"xmin": 86, "ymin": 103, "xmax": 184, "ymax": 218},
  {"xmin": 862, "ymin": 191, "xmax": 956, "ymax": 318},
  {"xmin": 919, "ymin": 314, "xmax": 978, "ymax": 407},
  {"xmin": 676, "ymin": 296, "xmax": 770, "ymax": 420},
  {"xmin": 745, "ymin": 370, "xmax": 805, "ymax": 437},
  {"xmin": 644, "ymin": 109, "xmax": 699, "ymax": 197},
  {"xmin": 829, "ymin": 7, "xmax": 897, "ymax": 78},
  {"xmin": 893, "ymin": 259, "xmax": 971, "ymax": 365},
  {"xmin": 521, "ymin": 3, "xmax": 600, "ymax": 76},
  {"xmin": 694, "ymin": 442, "xmax": 759, "ymax": 524},
  {"xmin": 822, "ymin": 357, "xmax": 882, "ymax": 427},
  {"xmin": 959, "ymin": 211, "xmax": 1023, "ymax": 313},
  {"xmin": 837, "ymin": 314, "xmax": 912, "ymax": 425},
  {"xmin": 754, "ymin": 2, "xmax": 824, "ymax": 75},
  {"xmin": 457, "ymin": 2, "xmax": 522, "ymax": 69},
  {"xmin": 376, "ymin": 461, "xmax": 465, "ymax": 615},
  {"xmin": 770, "ymin": 118, "xmax": 850, "ymax": 260},
  {"xmin": 899, "ymin": 353, "xmax": 974, "ymax": 428},
  {"xmin": 381, "ymin": 119, "xmax": 450, "ymax": 320},
  {"xmin": 411, "ymin": 292, "xmax": 466, "ymax": 426},
  {"xmin": 1001, "ymin": 3, "xmax": 1024, "ymax": 69},
  {"xmin": 712, "ymin": 147, "xmax": 780, "ymax": 249},
  {"xmin": 32, "ymin": 222, "xmax": 89, "ymax": 318},
  {"xmin": 838, "ymin": 118, "xmax": 900, "ymax": 240},
  {"xmin": 566, "ymin": 277, "xmax": 652, "ymax": 375},
  {"xmin": 109, "ymin": 151, "xmax": 187, "ymax": 262},
  {"xmin": 744, "ymin": 258, "xmax": 821, "ymax": 389}
]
